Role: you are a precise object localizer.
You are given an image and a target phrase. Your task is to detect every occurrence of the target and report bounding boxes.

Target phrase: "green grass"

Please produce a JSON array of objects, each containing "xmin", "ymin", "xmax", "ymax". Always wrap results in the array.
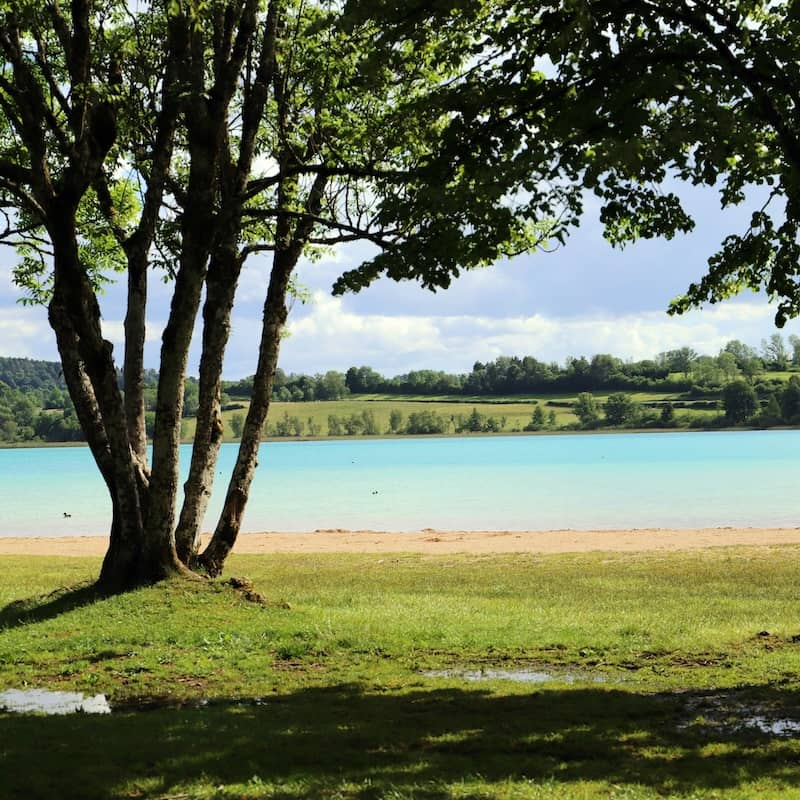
[
  {"xmin": 269, "ymin": 398, "xmax": 567, "ymax": 433},
  {"xmin": 209, "ymin": 395, "xmax": 708, "ymax": 440},
  {"xmin": 198, "ymin": 399, "xmax": 576, "ymax": 440},
  {"xmin": 3, "ymin": 547, "xmax": 800, "ymax": 798},
  {"xmin": 204, "ymin": 389, "xmax": 728, "ymax": 441}
]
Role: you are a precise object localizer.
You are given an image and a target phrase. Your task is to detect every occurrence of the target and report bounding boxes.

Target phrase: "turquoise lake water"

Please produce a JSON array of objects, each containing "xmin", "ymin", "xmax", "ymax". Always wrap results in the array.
[{"xmin": 1, "ymin": 430, "xmax": 798, "ymax": 537}]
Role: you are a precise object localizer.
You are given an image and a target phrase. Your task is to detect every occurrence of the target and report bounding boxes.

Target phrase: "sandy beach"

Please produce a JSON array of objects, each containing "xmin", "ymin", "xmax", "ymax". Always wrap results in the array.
[{"xmin": 1, "ymin": 527, "xmax": 800, "ymax": 557}]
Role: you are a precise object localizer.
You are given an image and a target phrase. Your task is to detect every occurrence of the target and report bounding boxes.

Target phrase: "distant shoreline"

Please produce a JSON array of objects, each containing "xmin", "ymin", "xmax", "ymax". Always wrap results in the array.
[
  {"xmin": 3, "ymin": 527, "xmax": 800, "ymax": 557},
  {"xmin": 1, "ymin": 424, "xmax": 794, "ymax": 451}
]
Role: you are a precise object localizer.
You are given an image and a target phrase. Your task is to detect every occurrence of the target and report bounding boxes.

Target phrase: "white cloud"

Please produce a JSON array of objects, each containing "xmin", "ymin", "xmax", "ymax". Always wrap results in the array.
[
  {"xmin": 271, "ymin": 293, "xmax": 800, "ymax": 375},
  {"xmin": 1, "ymin": 281, "xmax": 797, "ymax": 382},
  {"xmin": 0, "ymin": 306, "xmax": 51, "ymax": 359},
  {"xmin": 100, "ymin": 319, "xmax": 164, "ymax": 345}
]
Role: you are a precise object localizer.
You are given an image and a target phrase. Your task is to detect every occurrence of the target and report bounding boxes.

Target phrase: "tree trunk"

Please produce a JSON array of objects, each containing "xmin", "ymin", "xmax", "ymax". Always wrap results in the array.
[
  {"xmin": 141, "ymin": 22, "xmax": 224, "ymax": 576},
  {"xmin": 48, "ymin": 212, "xmax": 150, "ymax": 591},
  {"xmin": 174, "ymin": 248, "xmax": 241, "ymax": 563},
  {"xmin": 199, "ymin": 173, "xmax": 328, "ymax": 576},
  {"xmin": 174, "ymin": 1, "xmax": 280, "ymax": 561},
  {"xmin": 47, "ymin": 304, "xmax": 143, "ymax": 590},
  {"xmin": 141, "ymin": 253, "xmax": 209, "ymax": 578},
  {"xmin": 198, "ymin": 252, "xmax": 292, "ymax": 576},
  {"xmin": 124, "ymin": 261, "xmax": 149, "ymax": 467}
]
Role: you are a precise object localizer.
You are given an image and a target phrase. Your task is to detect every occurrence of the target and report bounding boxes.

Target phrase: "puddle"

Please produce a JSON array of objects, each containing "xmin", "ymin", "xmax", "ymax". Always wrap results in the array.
[
  {"xmin": 680, "ymin": 693, "xmax": 800, "ymax": 738},
  {"xmin": 0, "ymin": 689, "xmax": 111, "ymax": 715},
  {"xmin": 420, "ymin": 668, "xmax": 605, "ymax": 684},
  {"xmin": 743, "ymin": 715, "xmax": 800, "ymax": 736}
]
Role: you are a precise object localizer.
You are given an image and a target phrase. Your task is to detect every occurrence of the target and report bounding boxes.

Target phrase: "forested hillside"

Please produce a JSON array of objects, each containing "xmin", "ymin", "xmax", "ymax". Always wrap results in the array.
[
  {"xmin": 0, "ymin": 358, "xmax": 161, "ymax": 443},
  {"xmin": 0, "ymin": 357, "xmax": 67, "ymax": 392}
]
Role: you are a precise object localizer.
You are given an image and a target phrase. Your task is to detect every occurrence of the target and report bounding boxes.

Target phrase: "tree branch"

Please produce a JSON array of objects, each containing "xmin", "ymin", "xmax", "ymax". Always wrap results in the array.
[
  {"xmin": 243, "ymin": 206, "xmax": 403, "ymax": 247},
  {"xmin": 245, "ymin": 163, "xmax": 419, "ymax": 198}
]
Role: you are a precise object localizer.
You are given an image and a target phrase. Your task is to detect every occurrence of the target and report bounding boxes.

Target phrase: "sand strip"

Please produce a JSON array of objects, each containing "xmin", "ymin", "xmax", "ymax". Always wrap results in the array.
[{"xmin": 1, "ymin": 528, "xmax": 800, "ymax": 557}]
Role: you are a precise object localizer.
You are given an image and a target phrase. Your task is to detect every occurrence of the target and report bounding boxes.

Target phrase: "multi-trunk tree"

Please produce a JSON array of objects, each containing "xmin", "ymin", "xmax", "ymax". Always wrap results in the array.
[
  {"xmin": 0, "ymin": 1, "xmax": 549, "ymax": 590},
  {"xmin": 4, "ymin": 1, "xmax": 798, "ymax": 592}
]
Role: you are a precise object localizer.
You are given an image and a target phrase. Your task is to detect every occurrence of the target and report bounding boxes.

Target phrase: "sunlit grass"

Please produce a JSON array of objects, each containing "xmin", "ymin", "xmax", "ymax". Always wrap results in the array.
[
  {"xmin": 4, "ymin": 547, "xmax": 800, "ymax": 798},
  {"xmin": 195, "ymin": 392, "xmax": 729, "ymax": 442}
]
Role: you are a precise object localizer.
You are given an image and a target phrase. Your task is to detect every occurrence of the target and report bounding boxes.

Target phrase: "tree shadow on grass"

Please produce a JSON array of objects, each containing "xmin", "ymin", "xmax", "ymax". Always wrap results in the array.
[
  {"xmin": 0, "ymin": 582, "xmax": 100, "ymax": 630},
  {"xmin": 3, "ymin": 682, "xmax": 800, "ymax": 800}
]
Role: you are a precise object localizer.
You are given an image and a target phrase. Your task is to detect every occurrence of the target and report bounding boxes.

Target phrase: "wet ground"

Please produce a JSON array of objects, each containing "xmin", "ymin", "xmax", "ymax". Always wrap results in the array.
[
  {"xmin": 0, "ymin": 688, "xmax": 110, "ymax": 715},
  {"xmin": 4, "ymin": 678, "xmax": 800, "ymax": 741},
  {"xmin": 420, "ymin": 667, "xmax": 608, "ymax": 684}
]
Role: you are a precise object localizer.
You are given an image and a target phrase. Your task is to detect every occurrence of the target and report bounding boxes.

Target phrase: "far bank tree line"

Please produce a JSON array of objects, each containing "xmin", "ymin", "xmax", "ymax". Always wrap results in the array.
[
  {"xmin": 571, "ymin": 378, "xmax": 800, "ymax": 431},
  {"xmin": 228, "ymin": 336, "xmax": 800, "ymax": 402},
  {"xmin": 260, "ymin": 378, "xmax": 800, "ymax": 439},
  {"xmin": 2, "ymin": 334, "xmax": 800, "ymax": 444}
]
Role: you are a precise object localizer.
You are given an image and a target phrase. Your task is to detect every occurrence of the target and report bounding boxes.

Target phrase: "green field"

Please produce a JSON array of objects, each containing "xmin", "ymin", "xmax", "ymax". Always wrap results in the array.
[
  {"xmin": 199, "ymin": 391, "xmax": 724, "ymax": 441},
  {"xmin": 196, "ymin": 398, "xmax": 571, "ymax": 440},
  {"xmin": 3, "ymin": 547, "xmax": 800, "ymax": 798}
]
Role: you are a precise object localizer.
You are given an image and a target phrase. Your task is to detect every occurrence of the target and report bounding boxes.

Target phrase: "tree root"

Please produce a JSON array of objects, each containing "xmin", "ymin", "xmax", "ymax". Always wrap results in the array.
[{"xmin": 224, "ymin": 576, "xmax": 290, "ymax": 608}]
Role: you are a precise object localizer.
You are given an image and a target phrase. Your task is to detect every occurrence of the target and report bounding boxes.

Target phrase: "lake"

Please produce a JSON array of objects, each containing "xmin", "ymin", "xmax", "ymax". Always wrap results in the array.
[{"xmin": 1, "ymin": 430, "xmax": 798, "ymax": 537}]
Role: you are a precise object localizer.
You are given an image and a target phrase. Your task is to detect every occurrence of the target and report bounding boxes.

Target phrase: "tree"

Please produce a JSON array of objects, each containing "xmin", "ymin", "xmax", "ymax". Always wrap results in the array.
[
  {"xmin": 780, "ymin": 377, "xmax": 800, "ymax": 423},
  {"xmin": 0, "ymin": 3, "xmax": 551, "ymax": 590},
  {"xmin": 573, "ymin": 392, "xmax": 600, "ymax": 428},
  {"xmin": 183, "ymin": 379, "xmax": 200, "ymax": 418},
  {"xmin": 758, "ymin": 392, "xmax": 783, "ymax": 427},
  {"xmin": 691, "ymin": 355, "xmax": 726, "ymax": 389},
  {"xmin": 722, "ymin": 380, "xmax": 757, "ymax": 424},
  {"xmin": 721, "ymin": 341, "xmax": 763, "ymax": 378},
  {"xmin": 715, "ymin": 352, "xmax": 740, "ymax": 383},
  {"xmin": 723, "ymin": 340, "xmax": 759, "ymax": 371},
  {"xmin": 524, "ymin": 405, "xmax": 545, "ymax": 431},
  {"xmin": 604, "ymin": 393, "xmax": 639, "ymax": 427},
  {"xmin": 345, "ymin": 366, "xmax": 383, "ymax": 394},
  {"xmin": 405, "ymin": 410, "xmax": 448, "ymax": 435},
  {"xmin": 388, "ymin": 409, "xmax": 404, "ymax": 434},
  {"xmin": 761, "ymin": 334, "xmax": 790, "ymax": 370},
  {"xmin": 317, "ymin": 371, "xmax": 349, "ymax": 401},
  {"xmin": 229, "ymin": 413, "xmax": 244, "ymax": 439},
  {"xmin": 660, "ymin": 348, "xmax": 698, "ymax": 378},
  {"xmin": 659, "ymin": 404, "xmax": 676, "ymax": 427},
  {"xmin": 789, "ymin": 335, "xmax": 800, "ymax": 367},
  {"xmin": 589, "ymin": 354, "xmax": 621, "ymax": 386},
  {"xmin": 463, "ymin": 407, "xmax": 485, "ymax": 433}
]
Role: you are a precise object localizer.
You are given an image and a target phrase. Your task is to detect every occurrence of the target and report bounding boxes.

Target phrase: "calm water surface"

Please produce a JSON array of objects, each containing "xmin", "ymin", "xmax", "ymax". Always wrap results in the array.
[{"xmin": 1, "ymin": 430, "xmax": 798, "ymax": 537}]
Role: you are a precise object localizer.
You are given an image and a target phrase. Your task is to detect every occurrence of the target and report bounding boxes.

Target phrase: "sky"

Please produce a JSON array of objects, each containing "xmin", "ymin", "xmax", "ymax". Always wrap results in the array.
[{"xmin": 1, "ymin": 182, "xmax": 799, "ymax": 380}]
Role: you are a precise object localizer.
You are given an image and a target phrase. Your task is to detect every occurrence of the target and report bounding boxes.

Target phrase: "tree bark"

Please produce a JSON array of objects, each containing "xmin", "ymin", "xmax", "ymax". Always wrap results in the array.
[
  {"xmin": 139, "ymin": 12, "xmax": 234, "ymax": 576},
  {"xmin": 198, "ymin": 247, "xmax": 293, "ymax": 576},
  {"xmin": 199, "ymin": 172, "xmax": 327, "ymax": 575},
  {"xmin": 174, "ymin": 6, "xmax": 281, "ymax": 562},
  {"xmin": 47, "ymin": 206, "xmax": 149, "ymax": 590},
  {"xmin": 119, "ymin": 18, "xmax": 184, "ymax": 471},
  {"xmin": 124, "ymin": 261, "xmax": 149, "ymax": 465},
  {"xmin": 141, "ymin": 245, "xmax": 211, "ymax": 578},
  {"xmin": 174, "ymin": 247, "xmax": 241, "ymax": 563}
]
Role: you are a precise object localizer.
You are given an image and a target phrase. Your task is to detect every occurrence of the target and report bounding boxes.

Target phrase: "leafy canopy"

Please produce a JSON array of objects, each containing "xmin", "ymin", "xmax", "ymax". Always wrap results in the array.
[{"xmin": 353, "ymin": 1, "xmax": 800, "ymax": 323}]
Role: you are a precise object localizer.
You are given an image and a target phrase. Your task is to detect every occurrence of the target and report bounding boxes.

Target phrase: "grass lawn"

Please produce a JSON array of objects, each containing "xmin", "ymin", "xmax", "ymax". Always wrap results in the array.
[
  {"xmin": 2, "ymin": 547, "xmax": 800, "ymax": 798},
  {"xmin": 204, "ymin": 394, "xmax": 720, "ymax": 441},
  {"xmin": 201, "ymin": 399, "xmax": 573, "ymax": 439}
]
